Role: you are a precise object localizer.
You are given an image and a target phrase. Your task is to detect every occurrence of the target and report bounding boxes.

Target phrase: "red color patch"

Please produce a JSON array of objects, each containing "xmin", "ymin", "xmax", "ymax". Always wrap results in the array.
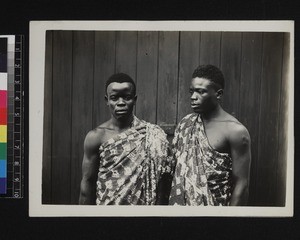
[
  {"xmin": 0, "ymin": 108, "xmax": 7, "ymax": 125},
  {"xmin": 0, "ymin": 91, "xmax": 7, "ymax": 108}
]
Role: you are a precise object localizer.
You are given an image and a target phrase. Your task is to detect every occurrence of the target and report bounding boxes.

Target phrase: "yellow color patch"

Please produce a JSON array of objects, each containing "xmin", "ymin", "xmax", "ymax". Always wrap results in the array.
[{"xmin": 0, "ymin": 125, "xmax": 7, "ymax": 142}]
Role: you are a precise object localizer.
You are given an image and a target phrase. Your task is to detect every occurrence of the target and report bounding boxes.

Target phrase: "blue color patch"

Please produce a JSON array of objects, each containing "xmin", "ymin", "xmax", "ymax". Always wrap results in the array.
[
  {"xmin": 0, "ymin": 160, "xmax": 6, "ymax": 177},
  {"xmin": 0, "ymin": 177, "xmax": 6, "ymax": 194}
]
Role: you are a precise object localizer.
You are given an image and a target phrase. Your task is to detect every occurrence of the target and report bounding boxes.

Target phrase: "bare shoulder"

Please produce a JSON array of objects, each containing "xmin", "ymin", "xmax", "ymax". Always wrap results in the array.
[
  {"xmin": 226, "ymin": 121, "xmax": 250, "ymax": 148},
  {"xmin": 97, "ymin": 119, "xmax": 111, "ymax": 129},
  {"xmin": 219, "ymin": 111, "xmax": 250, "ymax": 144},
  {"xmin": 84, "ymin": 123, "xmax": 107, "ymax": 152}
]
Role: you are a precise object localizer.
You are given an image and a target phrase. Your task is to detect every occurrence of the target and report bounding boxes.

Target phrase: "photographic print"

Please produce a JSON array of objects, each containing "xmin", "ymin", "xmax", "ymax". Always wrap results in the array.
[{"xmin": 29, "ymin": 21, "xmax": 294, "ymax": 216}]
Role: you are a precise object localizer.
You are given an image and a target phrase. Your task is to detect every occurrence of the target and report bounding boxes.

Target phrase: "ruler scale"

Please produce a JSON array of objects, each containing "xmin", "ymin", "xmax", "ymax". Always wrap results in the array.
[
  {"xmin": 0, "ymin": 35, "xmax": 23, "ymax": 198},
  {"xmin": 13, "ymin": 35, "xmax": 23, "ymax": 198},
  {"xmin": 7, "ymin": 35, "xmax": 15, "ymax": 197}
]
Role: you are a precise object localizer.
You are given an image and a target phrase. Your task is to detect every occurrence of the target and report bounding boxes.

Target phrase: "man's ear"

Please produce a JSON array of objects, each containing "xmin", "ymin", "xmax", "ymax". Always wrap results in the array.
[
  {"xmin": 105, "ymin": 95, "xmax": 108, "ymax": 104},
  {"xmin": 133, "ymin": 95, "xmax": 137, "ymax": 104},
  {"xmin": 216, "ymin": 89, "xmax": 223, "ymax": 100}
]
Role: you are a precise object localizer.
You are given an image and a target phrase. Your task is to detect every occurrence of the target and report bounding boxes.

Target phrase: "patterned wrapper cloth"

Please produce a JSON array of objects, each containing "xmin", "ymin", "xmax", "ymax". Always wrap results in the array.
[
  {"xmin": 96, "ymin": 116, "xmax": 170, "ymax": 205},
  {"xmin": 169, "ymin": 113, "xmax": 233, "ymax": 206}
]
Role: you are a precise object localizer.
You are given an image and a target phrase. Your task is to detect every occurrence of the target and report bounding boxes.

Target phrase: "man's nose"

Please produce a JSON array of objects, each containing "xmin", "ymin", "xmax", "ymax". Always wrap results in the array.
[
  {"xmin": 190, "ymin": 92, "xmax": 197, "ymax": 100},
  {"xmin": 116, "ymin": 98, "xmax": 126, "ymax": 105}
]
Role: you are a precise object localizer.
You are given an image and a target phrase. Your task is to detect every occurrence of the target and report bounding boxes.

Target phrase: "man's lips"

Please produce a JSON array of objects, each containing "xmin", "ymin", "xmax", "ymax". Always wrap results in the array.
[
  {"xmin": 191, "ymin": 103, "xmax": 200, "ymax": 108},
  {"xmin": 115, "ymin": 109, "xmax": 128, "ymax": 113}
]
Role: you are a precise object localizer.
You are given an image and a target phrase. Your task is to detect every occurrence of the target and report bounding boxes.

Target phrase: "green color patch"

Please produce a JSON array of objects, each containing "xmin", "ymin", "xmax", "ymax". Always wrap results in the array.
[{"xmin": 0, "ymin": 143, "xmax": 7, "ymax": 159}]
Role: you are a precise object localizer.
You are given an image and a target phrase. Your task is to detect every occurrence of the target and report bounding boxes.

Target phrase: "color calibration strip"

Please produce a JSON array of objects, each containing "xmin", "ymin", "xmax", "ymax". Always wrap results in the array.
[
  {"xmin": 0, "ymin": 37, "xmax": 8, "ymax": 194},
  {"xmin": 0, "ymin": 35, "xmax": 23, "ymax": 198}
]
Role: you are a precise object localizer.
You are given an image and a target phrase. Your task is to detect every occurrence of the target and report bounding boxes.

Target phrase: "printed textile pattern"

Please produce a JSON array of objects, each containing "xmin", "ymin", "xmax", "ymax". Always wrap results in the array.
[
  {"xmin": 96, "ymin": 116, "xmax": 169, "ymax": 205},
  {"xmin": 169, "ymin": 113, "xmax": 233, "ymax": 206}
]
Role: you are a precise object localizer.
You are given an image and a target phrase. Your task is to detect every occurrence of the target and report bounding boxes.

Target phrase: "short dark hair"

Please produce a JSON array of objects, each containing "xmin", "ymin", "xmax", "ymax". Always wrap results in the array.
[
  {"xmin": 192, "ymin": 65, "xmax": 225, "ymax": 90},
  {"xmin": 105, "ymin": 73, "xmax": 136, "ymax": 95}
]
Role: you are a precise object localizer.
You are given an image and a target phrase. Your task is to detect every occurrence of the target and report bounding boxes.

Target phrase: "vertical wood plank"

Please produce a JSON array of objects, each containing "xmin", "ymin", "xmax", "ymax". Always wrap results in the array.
[
  {"xmin": 93, "ymin": 31, "xmax": 116, "ymax": 126},
  {"xmin": 276, "ymin": 33, "xmax": 290, "ymax": 206},
  {"xmin": 239, "ymin": 33, "xmax": 263, "ymax": 205},
  {"xmin": 115, "ymin": 31, "xmax": 137, "ymax": 79},
  {"xmin": 156, "ymin": 31, "xmax": 179, "ymax": 127},
  {"xmin": 135, "ymin": 31, "xmax": 158, "ymax": 123},
  {"xmin": 177, "ymin": 31, "xmax": 200, "ymax": 122},
  {"xmin": 42, "ymin": 30, "xmax": 53, "ymax": 204},
  {"xmin": 52, "ymin": 31, "xmax": 73, "ymax": 204},
  {"xmin": 220, "ymin": 32, "xmax": 242, "ymax": 118},
  {"xmin": 257, "ymin": 33, "xmax": 283, "ymax": 206},
  {"xmin": 70, "ymin": 31, "xmax": 95, "ymax": 204},
  {"xmin": 199, "ymin": 32, "xmax": 221, "ymax": 67}
]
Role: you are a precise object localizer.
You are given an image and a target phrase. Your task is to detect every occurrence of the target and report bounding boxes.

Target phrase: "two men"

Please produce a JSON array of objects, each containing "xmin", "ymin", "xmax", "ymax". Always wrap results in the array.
[{"xmin": 79, "ymin": 65, "xmax": 251, "ymax": 206}]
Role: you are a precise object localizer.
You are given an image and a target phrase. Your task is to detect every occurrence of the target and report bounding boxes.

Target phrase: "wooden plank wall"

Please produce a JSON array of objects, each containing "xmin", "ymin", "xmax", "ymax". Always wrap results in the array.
[
  {"xmin": 43, "ymin": 30, "xmax": 290, "ymax": 206},
  {"xmin": 51, "ymin": 31, "xmax": 73, "ymax": 204},
  {"xmin": 42, "ymin": 31, "xmax": 53, "ymax": 204},
  {"xmin": 239, "ymin": 33, "xmax": 263, "ymax": 205},
  {"xmin": 136, "ymin": 31, "xmax": 158, "ymax": 122}
]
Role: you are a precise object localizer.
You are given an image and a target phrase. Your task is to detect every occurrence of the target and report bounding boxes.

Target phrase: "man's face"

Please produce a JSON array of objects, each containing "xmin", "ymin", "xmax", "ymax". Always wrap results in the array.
[
  {"xmin": 189, "ymin": 77, "xmax": 220, "ymax": 114},
  {"xmin": 106, "ymin": 82, "xmax": 137, "ymax": 120}
]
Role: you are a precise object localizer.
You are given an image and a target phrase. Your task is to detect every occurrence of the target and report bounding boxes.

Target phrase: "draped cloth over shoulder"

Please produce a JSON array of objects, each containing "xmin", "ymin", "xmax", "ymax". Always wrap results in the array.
[
  {"xmin": 96, "ymin": 116, "xmax": 170, "ymax": 205},
  {"xmin": 169, "ymin": 113, "xmax": 233, "ymax": 206}
]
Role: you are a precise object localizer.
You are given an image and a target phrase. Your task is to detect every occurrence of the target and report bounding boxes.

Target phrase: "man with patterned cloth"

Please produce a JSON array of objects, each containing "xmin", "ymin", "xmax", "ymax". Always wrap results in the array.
[
  {"xmin": 169, "ymin": 65, "xmax": 251, "ymax": 206},
  {"xmin": 79, "ymin": 73, "xmax": 170, "ymax": 205}
]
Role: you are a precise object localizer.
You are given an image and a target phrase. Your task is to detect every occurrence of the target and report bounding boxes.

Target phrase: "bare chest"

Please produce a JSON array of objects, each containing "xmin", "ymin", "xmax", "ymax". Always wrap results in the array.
[{"xmin": 202, "ymin": 122, "xmax": 230, "ymax": 154}]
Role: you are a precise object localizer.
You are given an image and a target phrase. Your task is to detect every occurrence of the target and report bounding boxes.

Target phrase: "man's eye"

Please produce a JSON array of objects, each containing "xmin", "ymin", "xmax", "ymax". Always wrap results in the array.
[
  {"xmin": 110, "ymin": 96, "xmax": 117, "ymax": 100},
  {"xmin": 125, "ymin": 96, "xmax": 132, "ymax": 100},
  {"xmin": 198, "ymin": 90, "xmax": 206, "ymax": 94}
]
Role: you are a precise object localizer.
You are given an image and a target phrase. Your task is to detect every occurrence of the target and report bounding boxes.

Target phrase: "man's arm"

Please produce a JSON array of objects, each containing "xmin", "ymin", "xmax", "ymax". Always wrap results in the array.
[
  {"xmin": 79, "ymin": 131, "xmax": 100, "ymax": 205},
  {"xmin": 229, "ymin": 124, "xmax": 251, "ymax": 206}
]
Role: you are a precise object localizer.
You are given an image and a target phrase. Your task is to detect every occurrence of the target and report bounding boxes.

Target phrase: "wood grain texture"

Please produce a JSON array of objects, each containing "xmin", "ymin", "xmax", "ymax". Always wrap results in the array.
[
  {"xmin": 93, "ymin": 31, "xmax": 116, "ymax": 127},
  {"xmin": 199, "ymin": 32, "xmax": 221, "ymax": 67},
  {"xmin": 51, "ymin": 31, "xmax": 73, "ymax": 204},
  {"xmin": 135, "ymin": 31, "xmax": 158, "ymax": 123},
  {"xmin": 42, "ymin": 30, "xmax": 53, "ymax": 204},
  {"xmin": 157, "ymin": 31, "xmax": 179, "ymax": 126},
  {"xmin": 177, "ymin": 31, "xmax": 200, "ymax": 122},
  {"xmin": 257, "ymin": 33, "xmax": 284, "ymax": 206},
  {"xmin": 70, "ymin": 31, "xmax": 95, "ymax": 204},
  {"xmin": 115, "ymin": 31, "xmax": 137, "ymax": 79},
  {"xmin": 276, "ymin": 33, "xmax": 290, "ymax": 206},
  {"xmin": 220, "ymin": 32, "xmax": 242, "ymax": 118},
  {"xmin": 238, "ymin": 32, "xmax": 263, "ymax": 205}
]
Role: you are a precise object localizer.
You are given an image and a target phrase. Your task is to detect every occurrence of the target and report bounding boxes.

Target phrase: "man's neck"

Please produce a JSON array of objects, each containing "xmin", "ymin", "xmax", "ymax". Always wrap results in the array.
[
  {"xmin": 201, "ymin": 104, "xmax": 223, "ymax": 121},
  {"xmin": 110, "ymin": 114, "xmax": 134, "ymax": 130}
]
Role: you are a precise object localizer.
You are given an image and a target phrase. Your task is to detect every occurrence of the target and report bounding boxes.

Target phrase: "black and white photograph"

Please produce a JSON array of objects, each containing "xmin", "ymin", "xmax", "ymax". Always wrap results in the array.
[{"xmin": 29, "ymin": 21, "xmax": 294, "ymax": 216}]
